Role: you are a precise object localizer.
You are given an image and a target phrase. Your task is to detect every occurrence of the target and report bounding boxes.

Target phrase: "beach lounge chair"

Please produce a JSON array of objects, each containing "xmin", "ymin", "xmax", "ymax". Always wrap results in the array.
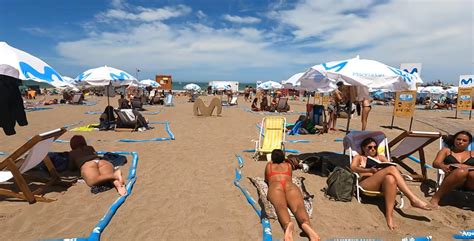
[
  {"xmin": 114, "ymin": 109, "xmax": 138, "ymax": 131},
  {"xmin": 343, "ymin": 131, "xmax": 405, "ymax": 208},
  {"xmin": 253, "ymin": 116, "xmax": 286, "ymax": 161},
  {"xmin": 388, "ymin": 131, "xmax": 442, "ymax": 181},
  {"xmin": 229, "ymin": 96, "xmax": 238, "ymax": 106},
  {"xmin": 70, "ymin": 93, "xmax": 83, "ymax": 104},
  {"xmin": 276, "ymin": 97, "xmax": 289, "ymax": 112},
  {"xmin": 165, "ymin": 94, "xmax": 173, "ymax": 107},
  {"xmin": 0, "ymin": 128, "xmax": 68, "ymax": 203}
]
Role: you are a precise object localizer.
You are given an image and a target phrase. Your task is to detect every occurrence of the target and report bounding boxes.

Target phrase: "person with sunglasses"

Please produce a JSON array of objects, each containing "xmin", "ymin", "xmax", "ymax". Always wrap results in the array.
[{"xmin": 350, "ymin": 137, "xmax": 431, "ymax": 230}]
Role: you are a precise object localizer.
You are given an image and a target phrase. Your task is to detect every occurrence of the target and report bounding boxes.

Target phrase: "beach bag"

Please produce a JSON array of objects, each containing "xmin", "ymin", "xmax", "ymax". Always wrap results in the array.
[{"xmin": 322, "ymin": 166, "xmax": 355, "ymax": 202}]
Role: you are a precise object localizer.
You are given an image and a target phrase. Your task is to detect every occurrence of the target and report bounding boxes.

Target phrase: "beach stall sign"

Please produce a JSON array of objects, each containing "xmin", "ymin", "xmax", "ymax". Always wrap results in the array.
[
  {"xmin": 391, "ymin": 90, "xmax": 417, "ymax": 130},
  {"xmin": 456, "ymin": 87, "xmax": 473, "ymax": 111}
]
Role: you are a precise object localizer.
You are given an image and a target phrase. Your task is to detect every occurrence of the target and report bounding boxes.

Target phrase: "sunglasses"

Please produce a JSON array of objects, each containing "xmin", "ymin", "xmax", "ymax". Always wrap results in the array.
[{"xmin": 366, "ymin": 145, "xmax": 377, "ymax": 150}]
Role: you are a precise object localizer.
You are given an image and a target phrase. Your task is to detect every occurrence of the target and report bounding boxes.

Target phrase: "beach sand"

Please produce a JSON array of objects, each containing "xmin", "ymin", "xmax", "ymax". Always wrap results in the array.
[{"xmin": 0, "ymin": 95, "xmax": 472, "ymax": 241}]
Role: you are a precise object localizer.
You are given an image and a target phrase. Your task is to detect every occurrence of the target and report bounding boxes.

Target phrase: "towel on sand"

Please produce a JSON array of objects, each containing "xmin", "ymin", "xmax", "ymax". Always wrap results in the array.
[
  {"xmin": 70, "ymin": 124, "xmax": 100, "ymax": 132},
  {"xmin": 248, "ymin": 176, "xmax": 313, "ymax": 219}
]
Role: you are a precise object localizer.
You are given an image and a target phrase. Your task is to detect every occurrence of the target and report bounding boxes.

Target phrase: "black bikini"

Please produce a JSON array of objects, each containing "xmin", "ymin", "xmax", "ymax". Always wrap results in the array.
[{"xmin": 443, "ymin": 150, "xmax": 474, "ymax": 166}]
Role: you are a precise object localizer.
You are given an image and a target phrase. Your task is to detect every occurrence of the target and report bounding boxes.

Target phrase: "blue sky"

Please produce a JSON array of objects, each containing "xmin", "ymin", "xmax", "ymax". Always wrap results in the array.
[{"xmin": 1, "ymin": 0, "xmax": 472, "ymax": 83}]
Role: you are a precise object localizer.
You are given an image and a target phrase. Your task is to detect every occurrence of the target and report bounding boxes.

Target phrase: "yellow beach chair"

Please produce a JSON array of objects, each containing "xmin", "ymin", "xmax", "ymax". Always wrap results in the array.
[{"xmin": 254, "ymin": 116, "xmax": 286, "ymax": 161}]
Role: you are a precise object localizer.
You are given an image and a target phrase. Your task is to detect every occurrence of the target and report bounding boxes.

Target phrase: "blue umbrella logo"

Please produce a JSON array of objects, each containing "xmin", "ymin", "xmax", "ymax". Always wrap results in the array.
[{"xmin": 19, "ymin": 61, "xmax": 63, "ymax": 82}]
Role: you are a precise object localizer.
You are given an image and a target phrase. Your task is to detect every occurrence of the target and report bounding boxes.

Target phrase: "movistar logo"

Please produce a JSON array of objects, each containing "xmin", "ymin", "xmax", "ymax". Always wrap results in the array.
[
  {"xmin": 322, "ymin": 61, "xmax": 348, "ymax": 72},
  {"xmin": 388, "ymin": 67, "xmax": 413, "ymax": 83},
  {"xmin": 460, "ymin": 78, "xmax": 473, "ymax": 86},
  {"xmin": 77, "ymin": 72, "xmax": 91, "ymax": 80},
  {"xmin": 110, "ymin": 72, "xmax": 131, "ymax": 81},
  {"xmin": 453, "ymin": 229, "xmax": 474, "ymax": 239},
  {"xmin": 403, "ymin": 68, "xmax": 418, "ymax": 74},
  {"xmin": 19, "ymin": 61, "xmax": 63, "ymax": 82}
]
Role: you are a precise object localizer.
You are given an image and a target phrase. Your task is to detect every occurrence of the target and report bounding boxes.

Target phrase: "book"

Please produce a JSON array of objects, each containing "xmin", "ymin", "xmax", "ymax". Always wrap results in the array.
[
  {"xmin": 366, "ymin": 156, "xmax": 397, "ymax": 169},
  {"xmin": 449, "ymin": 163, "xmax": 474, "ymax": 171}
]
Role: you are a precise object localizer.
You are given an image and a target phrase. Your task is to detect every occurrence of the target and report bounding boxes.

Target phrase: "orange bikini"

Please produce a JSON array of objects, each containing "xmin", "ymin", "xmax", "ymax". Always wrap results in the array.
[{"xmin": 266, "ymin": 162, "xmax": 292, "ymax": 191}]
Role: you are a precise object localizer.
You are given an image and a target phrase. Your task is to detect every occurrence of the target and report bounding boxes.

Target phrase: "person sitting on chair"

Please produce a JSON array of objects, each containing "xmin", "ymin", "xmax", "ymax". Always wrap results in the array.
[
  {"xmin": 351, "ymin": 137, "xmax": 431, "ymax": 230},
  {"xmin": 265, "ymin": 149, "xmax": 320, "ymax": 241},
  {"xmin": 269, "ymin": 96, "xmax": 278, "ymax": 112},
  {"xmin": 251, "ymin": 98, "xmax": 260, "ymax": 111},
  {"xmin": 430, "ymin": 131, "xmax": 474, "ymax": 208},
  {"xmin": 118, "ymin": 94, "xmax": 131, "ymax": 109},
  {"xmin": 69, "ymin": 135, "xmax": 126, "ymax": 196},
  {"xmin": 99, "ymin": 105, "xmax": 116, "ymax": 130}
]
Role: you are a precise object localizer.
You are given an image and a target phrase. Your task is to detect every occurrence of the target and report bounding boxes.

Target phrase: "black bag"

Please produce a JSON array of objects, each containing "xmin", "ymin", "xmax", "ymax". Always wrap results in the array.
[{"xmin": 322, "ymin": 166, "xmax": 355, "ymax": 202}]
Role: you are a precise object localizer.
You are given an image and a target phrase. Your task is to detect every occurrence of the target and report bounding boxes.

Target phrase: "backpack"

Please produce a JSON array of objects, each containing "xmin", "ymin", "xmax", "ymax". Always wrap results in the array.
[{"xmin": 322, "ymin": 166, "xmax": 355, "ymax": 202}]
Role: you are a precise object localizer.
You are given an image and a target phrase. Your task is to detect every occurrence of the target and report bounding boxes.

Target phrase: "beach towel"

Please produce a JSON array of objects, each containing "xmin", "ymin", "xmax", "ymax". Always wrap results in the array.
[
  {"xmin": 248, "ymin": 176, "xmax": 313, "ymax": 219},
  {"xmin": 70, "ymin": 124, "xmax": 100, "ymax": 132}
]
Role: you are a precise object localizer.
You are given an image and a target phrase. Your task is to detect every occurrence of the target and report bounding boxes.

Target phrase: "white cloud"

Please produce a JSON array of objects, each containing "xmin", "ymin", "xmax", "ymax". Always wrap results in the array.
[
  {"xmin": 55, "ymin": 0, "xmax": 473, "ymax": 82},
  {"xmin": 270, "ymin": 0, "xmax": 473, "ymax": 82},
  {"xmin": 99, "ymin": 5, "xmax": 191, "ymax": 22},
  {"xmin": 222, "ymin": 14, "xmax": 261, "ymax": 24}
]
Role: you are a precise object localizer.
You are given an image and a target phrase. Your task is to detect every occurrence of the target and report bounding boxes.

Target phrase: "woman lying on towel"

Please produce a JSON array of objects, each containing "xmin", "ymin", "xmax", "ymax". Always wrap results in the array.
[
  {"xmin": 430, "ymin": 130, "xmax": 474, "ymax": 208},
  {"xmin": 351, "ymin": 137, "xmax": 431, "ymax": 230},
  {"xmin": 265, "ymin": 149, "xmax": 320, "ymax": 241},
  {"xmin": 69, "ymin": 135, "xmax": 126, "ymax": 196}
]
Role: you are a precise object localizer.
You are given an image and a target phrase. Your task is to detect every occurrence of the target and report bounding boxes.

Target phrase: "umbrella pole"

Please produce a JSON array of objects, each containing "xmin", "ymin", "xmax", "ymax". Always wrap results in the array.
[{"xmin": 107, "ymin": 84, "xmax": 110, "ymax": 107}]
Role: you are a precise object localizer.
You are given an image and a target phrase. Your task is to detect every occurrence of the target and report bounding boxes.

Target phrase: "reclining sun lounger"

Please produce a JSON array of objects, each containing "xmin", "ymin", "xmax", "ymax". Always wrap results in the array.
[
  {"xmin": 70, "ymin": 93, "xmax": 83, "ymax": 104},
  {"xmin": 253, "ymin": 116, "xmax": 286, "ymax": 161},
  {"xmin": 388, "ymin": 131, "xmax": 442, "ymax": 181},
  {"xmin": 276, "ymin": 97, "xmax": 289, "ymax": 112},
  {"xmin": 0, "ymin": 128, "xmax": 69, "ymax": 203},
  {"xmin": 165, "ymin": 94, "xmax": 174, "ymax": 107}
]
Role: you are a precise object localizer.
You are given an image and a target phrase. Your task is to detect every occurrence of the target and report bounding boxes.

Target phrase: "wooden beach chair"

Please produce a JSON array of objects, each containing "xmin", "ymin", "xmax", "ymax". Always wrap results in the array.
[
  {"xmin": 70, "ymin": 93, "xmax": 83, "ymax": 104},
  {"xmin": 253, "ymin": 116, "xmax": 286, "ymax": 161},
  {"xmin": 388, "ymin": 131, "xmax": 442, "ymax": 181},
  {"xmin": 0, "ymin": 128, "xmax": 68, "ymax": 203},
  {"xmin": 343, "ymin": 131, "xmax": 405, "ymax": 208}
]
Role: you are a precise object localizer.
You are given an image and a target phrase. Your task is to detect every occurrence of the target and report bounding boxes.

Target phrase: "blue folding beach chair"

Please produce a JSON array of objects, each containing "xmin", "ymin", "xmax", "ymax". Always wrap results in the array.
[{"xmin": 165, "ymin": 94, "xmax": 174, "ymax": 107}]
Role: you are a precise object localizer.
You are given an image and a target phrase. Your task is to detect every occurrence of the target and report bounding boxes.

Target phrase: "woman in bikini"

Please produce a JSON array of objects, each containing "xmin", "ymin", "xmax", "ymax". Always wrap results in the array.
[
  {"xmin": 351, "ymin": 137, "xmax": 431, "ymax": 230},
  {"xmin": 356, "ymin": 86, "xmax": 372, "ymax": 130},
  {"xmin": 69, "ymin": 135, "xmax": 127, "ymax": 196},
  {"xmin": 430, "ymin": 130, "xmax": 474, "ymax": 207},
  {"xmin": 265, "ymin": 149, "xmax": 319, "ymax": 241}
]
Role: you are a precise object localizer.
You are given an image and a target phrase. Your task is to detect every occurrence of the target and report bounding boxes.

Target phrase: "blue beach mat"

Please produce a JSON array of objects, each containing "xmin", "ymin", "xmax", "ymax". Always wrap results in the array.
[
  {"xmin": 143, "ymin": 110, "xmax": 161, "ymax": 115},
  {"xmin": 83, "ymin": 101, "xmax": 97, "ymax": 106},
  {"xmin": 45, "ymin": 151, "xmax": 138, "ymax": 241},
  {"xmin": 243, "ymin": 107, "xmax": 305, "ymax": 116},
  {"xmin": 243, "ymin": 149, "xmax": 300, "ymax": 154},
  {"xmin": 85, "ymin": 111, "xmax": 102, "ymax": 115},
  {"xmin": 64, "ymin": 121, "xmax": 84, "ymax": 129},
  {"xmin": 118, "ymin": 121, "xmax": 175, "ymax": 142},
  {"xmin": 453, "ymin": 229, "xmax": 474, "ymax": 239},
  {"xmin": 0, "ymin": 152, "xmax": 5, "ymax": 156},
  {"xmin": 233, "ymin": 155, "xmax": 272, "ymax": 241},
  {"xmin": 25, "ymin": 107, "xmax": 53, "ymax": 112},
  {"xmin": 287, "ymin": 139, "xmax": 311, "ymax": 143}
]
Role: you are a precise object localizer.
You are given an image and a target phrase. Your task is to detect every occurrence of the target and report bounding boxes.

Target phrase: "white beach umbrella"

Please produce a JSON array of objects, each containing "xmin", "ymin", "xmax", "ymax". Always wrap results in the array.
[
  {"xmin": 418, "ymin": 86, "xmax": 444, "ymax": 94},
  {"xmin": 0, "ymin": 42, "xmax": 70, "ymax": 88},
  {"xmin": 183, "ymin": 83, "xmax": 201, "ymax": 91},
  {"xmin": 444, "ymin": 86, "xmax": 458, "ymax": 95},
  {"xmin": 282, "ymin": 72, "xmax": 304, "ymax": 87},
  {"xmin": 139, "ymin": 79, "xmax": 160, "ymax": 87},
  {"xmin": 257, "ymin": 80, "xmax": 284, "ymax": 90},
  {"xmin": 297, "ymin": 56, "xmax": 421, "ymax": 92},
  {"xmin": 75, "ymin": 66, "xmax": 137, "ymax": 86}
]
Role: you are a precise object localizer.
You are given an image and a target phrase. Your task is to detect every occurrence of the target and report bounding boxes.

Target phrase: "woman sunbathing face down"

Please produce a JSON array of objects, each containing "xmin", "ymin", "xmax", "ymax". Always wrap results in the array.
[
  {"xmin": 265, "ymin": 149, "xmax": 320, "ymax": 241},
  {"xmin": 430, "ymin": 130, "xmax": 474, "ymax": 208},
  {"xmin": 351, "ymin": 137, "xmax": 431, "ymax": 230},
  {"xmin": 69, "ymin": 135, "xmax": 126, "ymax": 196}
]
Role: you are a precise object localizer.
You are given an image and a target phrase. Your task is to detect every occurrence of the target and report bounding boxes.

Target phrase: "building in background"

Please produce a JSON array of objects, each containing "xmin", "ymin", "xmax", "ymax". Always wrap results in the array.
[{"xmin": 156, "ymin": 75, "xmax": 172, "ymax": 90}]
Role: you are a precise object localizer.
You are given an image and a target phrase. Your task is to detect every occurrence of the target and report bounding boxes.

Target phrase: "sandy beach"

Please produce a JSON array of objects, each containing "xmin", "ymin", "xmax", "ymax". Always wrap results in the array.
[{"xmin": 0, "ymin": 95, "xmax": 472, "ymax": 241}]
